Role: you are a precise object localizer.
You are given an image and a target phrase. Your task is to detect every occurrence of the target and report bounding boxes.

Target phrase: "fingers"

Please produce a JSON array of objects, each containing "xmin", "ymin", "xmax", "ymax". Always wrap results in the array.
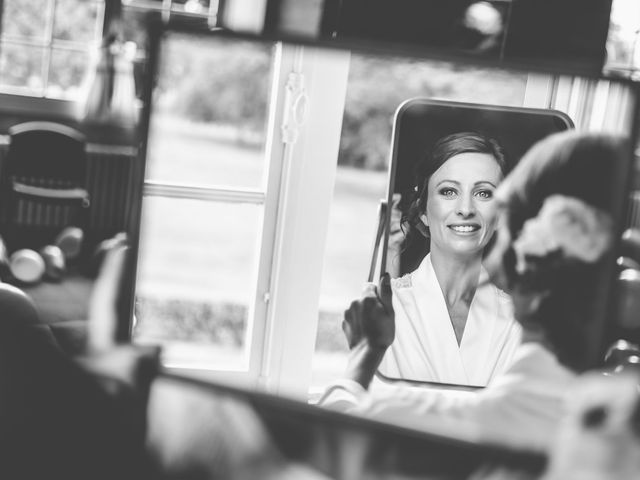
[
  {"xmin": 343, "ymin": 300, "xmax": 362, "ymax": 349},
  {"xmin": 378, "ymin": 272, "xmax": 393, "ymax": 311},
  {"xmin": 343, "ymin": 279, "xmax": 394, "ymax": 350},
  {"xmin": 361, "ymin": 282, "xmax": 377, "ymax": 296}
]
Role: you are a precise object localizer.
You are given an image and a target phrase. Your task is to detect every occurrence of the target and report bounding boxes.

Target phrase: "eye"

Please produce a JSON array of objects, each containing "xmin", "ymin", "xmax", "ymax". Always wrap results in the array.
[
  {"xmin": 475, "ymin": 189, "xmax": 494, "ymax": 199},
  {"xmin": 439, "ymin": 187, "xmax": 457, "ymax": 197}
]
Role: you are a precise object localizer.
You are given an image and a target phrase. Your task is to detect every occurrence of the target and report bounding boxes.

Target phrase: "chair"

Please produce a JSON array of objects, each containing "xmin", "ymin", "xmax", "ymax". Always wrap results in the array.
[
  {"xmin": 369, "ymin": 99, "xmax": 574, "ymax": 280},
  {"xmin": 0, "ymin": 121, "xmax": 90, "ymax": 253}
]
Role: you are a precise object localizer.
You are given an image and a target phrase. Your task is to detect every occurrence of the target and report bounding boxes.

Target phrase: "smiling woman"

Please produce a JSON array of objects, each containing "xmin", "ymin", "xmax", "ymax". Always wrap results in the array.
[{"xmin": 374, "ymin": 132, "xmax": 522, "ymax": 386}]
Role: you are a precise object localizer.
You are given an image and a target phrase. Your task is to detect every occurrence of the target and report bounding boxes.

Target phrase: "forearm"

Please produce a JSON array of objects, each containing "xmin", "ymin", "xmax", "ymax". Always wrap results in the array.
[{"xmin": 345, "ymin": 341, "xmax": 387, "ymax": 390}]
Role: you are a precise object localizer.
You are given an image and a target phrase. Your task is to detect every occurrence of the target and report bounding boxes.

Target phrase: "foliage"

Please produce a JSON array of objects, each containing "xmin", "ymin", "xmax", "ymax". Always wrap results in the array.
[
  {"xmin": 337, "ymin": 54, "xmax": 526, "ymax": 171},
  {"xmin": 135, "ymin": 296, "xmax": 247, "ymax": 346},
  {"xmin": 159, "ymin": 36, "xmax": 272, "ymax": 134},
  {"xmin": 158, "ymin": 38, "xmax": 526, "ymax": 171},
  {"xmin": 135, "ymin": 295, "xmax": 347, "ymax": 352}
]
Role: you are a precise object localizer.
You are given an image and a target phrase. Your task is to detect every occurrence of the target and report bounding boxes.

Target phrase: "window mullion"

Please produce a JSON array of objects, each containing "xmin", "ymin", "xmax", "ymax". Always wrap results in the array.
[
  {"xmin": 242, "ymin": 42, "xmax": 297, "ymax": 387},
  {"xmin": 258, "ymin": 45, "xmax": 351, "ymax": 399},
  {"xmin": 143, "ymin": 181, "xmax": 266, "ymax": 204}
]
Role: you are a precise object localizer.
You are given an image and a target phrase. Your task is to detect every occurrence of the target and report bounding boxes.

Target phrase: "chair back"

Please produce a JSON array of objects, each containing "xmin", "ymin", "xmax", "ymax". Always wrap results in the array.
[
  {"xmin": 5, "ymin": 121, "xmax": 87, "ymax": 185},
  {"xmin": 0, "ymin": 121, "xmax": 90, "ymax": 252}
]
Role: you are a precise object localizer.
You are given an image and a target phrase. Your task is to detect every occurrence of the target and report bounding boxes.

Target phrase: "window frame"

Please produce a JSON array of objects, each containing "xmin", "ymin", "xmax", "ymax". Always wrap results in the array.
[{"xmin": 139, "ymin": 42, "xmax": 350, "ymax": 398}]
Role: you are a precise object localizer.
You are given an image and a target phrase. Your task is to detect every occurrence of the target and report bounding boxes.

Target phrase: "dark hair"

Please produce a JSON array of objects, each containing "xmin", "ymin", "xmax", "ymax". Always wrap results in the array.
[
  {"xmin": 402, "ymin": 131, "xmax": 508, "ymax": 239},
  {"xmin": 498, "ymin": 131, "xmax": 627, "ymax": 371},
  {"xmin": 501, "ymin": 131, "xmax": 623, "ymax": 238}
]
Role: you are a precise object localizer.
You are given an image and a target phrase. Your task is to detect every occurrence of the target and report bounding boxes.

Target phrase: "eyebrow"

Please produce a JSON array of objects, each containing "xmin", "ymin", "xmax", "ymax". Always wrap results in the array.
[
  {"xmin": 475, "ymin": 181, "xmax": 497, "ymax": 188},
  {"xmin": 435, "ymin": 180, "xmax": 497, "ymax": 188}
]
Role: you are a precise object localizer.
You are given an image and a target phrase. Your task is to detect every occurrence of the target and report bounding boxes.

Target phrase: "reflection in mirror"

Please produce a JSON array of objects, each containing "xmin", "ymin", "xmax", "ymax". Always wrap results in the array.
[
  {"xmin": 134, "ymin": 23, "xmax": 637, "ymax": 447},
  {"xmin": 312, "ymin": 49, "xmax": 636, "ymax": 394},
  {"xmin": 376, "ymin": 101, "xmax": 573, "ymax": 387},
  {"xmin": 323, "ymin": 131, "xmax": 633, "ymax": 451}
]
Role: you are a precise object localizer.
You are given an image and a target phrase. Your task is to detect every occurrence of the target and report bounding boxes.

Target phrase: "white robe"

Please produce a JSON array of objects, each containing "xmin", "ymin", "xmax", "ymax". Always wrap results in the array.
[
  {"xmin": 321, "ymin": 343, "xmax": 576, "ymax": 452},
  {"xmin": 378, "ymin": 253, "xmax": 522, "ymax": 387}
]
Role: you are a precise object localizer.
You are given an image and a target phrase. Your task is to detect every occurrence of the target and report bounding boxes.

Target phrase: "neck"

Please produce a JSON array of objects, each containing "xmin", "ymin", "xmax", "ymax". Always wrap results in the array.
[
  {"xmin": 429, "ymin": 247, "xmax": 482, "ymax": 305},
  {"xmin": 520, "ymin": 328, "xmax": 563, "ymax": 363}
]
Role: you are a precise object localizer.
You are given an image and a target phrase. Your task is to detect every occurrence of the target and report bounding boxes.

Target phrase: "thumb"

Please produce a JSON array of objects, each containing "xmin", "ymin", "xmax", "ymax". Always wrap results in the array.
[{"xmin": 379, "ymin": 272, "xmax": 393, "ymax": 309}]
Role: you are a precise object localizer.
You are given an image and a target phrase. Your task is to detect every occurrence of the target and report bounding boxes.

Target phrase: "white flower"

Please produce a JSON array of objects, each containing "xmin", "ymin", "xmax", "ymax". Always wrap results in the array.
[{"xmin": 513, "ymin": 195, "xmax": 614, "ymax": 275}]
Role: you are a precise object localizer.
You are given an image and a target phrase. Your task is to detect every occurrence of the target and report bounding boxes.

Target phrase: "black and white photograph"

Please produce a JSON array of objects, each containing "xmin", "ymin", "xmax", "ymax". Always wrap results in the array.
[{"xmin": 0, "ymin": 1, "xmax": 639, "ymax": 479}]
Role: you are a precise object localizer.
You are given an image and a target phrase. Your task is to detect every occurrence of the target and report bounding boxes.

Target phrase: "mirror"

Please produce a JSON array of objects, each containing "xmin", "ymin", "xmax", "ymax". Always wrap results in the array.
[
  {"xmin": 373, "ymin": 101, "xmax": 574, "ymax": 386},
  {"xmin": 132, "ymin": 19, "xmax": 637, "ymax": 406}
]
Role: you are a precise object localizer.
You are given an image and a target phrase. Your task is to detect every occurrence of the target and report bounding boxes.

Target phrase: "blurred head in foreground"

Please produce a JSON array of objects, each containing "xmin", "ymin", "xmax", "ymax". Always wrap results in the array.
[{"xmin": 484, "ymin": 131, "xmax": 628, "ymax": 371}]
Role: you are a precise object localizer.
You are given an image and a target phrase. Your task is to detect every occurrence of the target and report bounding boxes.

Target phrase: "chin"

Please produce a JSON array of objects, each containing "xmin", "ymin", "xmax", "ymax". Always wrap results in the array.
[{"xmin": 448, "ymin": 242, "xmax": 485, "ymax": 257}]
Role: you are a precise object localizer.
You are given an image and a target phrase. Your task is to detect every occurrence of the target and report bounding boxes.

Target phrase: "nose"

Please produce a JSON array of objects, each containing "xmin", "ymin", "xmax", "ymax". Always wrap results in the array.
[{"xmin": 456, "ymin": 193, "xmax": 476, "ymax": 218}]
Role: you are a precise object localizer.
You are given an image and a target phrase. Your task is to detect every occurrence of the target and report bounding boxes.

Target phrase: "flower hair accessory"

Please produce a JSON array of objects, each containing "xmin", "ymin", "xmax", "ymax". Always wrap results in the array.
[{"xmin": 512, "ymin": 195, "xmax": 614, "ymax": 275}]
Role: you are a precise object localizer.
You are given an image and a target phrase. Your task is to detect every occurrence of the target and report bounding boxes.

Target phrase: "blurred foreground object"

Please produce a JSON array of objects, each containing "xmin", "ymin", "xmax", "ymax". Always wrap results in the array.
[
  {"xmin": 544, "ymin": 373, "xmax": 640, "ymax": 480},
  {"xmin": 0, "ymin": 282, "xmax": 40, "ymax": 326},
  {"xmin": 614, "ymin": 228, "xmax": 640, "ymax": 345},
  {"xmin": 0, "ymin": 234, "xmax": 159, "ymax": 480},
  {"xmin": 9, "ymin": 249, "xmax": 45, "ymax": 284},
  {"xmin": 54, "ymin": 226, "xmax": 84, "ymax": 262},
  {"xmin": 88, "ymin": 233, "xmax": 129, "ymax": 352},
  {"xmin": 39, "ymin": 245, "xmax": 66, "ymax": 281}
]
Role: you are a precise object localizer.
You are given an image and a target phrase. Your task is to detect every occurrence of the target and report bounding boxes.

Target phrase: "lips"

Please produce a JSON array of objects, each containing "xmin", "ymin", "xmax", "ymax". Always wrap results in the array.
[{"xmin": 448, "ymin": 224, "xmax": 481, "ymax": 233}]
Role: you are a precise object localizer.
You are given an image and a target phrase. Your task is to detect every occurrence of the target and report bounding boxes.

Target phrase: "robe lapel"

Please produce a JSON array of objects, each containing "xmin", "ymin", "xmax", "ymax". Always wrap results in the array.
[
  {"xmin": 460, "ymin": 267, "xmax": 521, "ymax": 385},
  {"xmin": 397, "ymin": 254, "xmax": 470, "ymax": 384},
  {"xmin": 380, "ymin": 255, "xmax": 521, "ymax": 386}
]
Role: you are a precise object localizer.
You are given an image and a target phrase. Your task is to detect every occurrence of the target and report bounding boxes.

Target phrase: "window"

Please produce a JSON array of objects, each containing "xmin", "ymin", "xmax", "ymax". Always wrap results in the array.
[
  {"xmin": 133, "ymin": 34, "xmax": 275, "ymax": 378},
  {"xmin": 132, "ymin": 31, "xmax": 350, "ymax": 396},
  {"xmin": 0, "ymin": 0, "xmax": 104, "ymax": 99}
]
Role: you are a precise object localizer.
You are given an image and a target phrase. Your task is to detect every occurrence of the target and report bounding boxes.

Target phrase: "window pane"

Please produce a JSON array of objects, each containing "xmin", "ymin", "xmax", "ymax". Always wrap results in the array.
[
  {"xmin": 53, "ymin": 0, "xmax": 101, "ymax": 43},
  {"xmin": 145, "ymin": 34, "xmax": 273, "ymax": 189},
  {"xmin": 133, "ymin": 197, "xmax": 263, "ymax": 370},
  {"xmin": 2, "ymin": 0, "xmax": 50, "ymax": 42},
  {"xmin": 0, "ymin": 42, "xmax": 45, "ymax": 93},
  {"xmin": 47, "ymin": 47, "xmax": 88, "ymax": 99},
  {"xmin": 311, "ymin": 52, "xmax": 528, "ymax": 390}
]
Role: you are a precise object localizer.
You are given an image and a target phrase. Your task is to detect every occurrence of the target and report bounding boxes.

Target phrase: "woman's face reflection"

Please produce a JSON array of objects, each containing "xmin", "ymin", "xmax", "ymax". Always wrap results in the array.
[{"xmin": 421, "ymin": 152, "xmax": 502, "ymax": 258}]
